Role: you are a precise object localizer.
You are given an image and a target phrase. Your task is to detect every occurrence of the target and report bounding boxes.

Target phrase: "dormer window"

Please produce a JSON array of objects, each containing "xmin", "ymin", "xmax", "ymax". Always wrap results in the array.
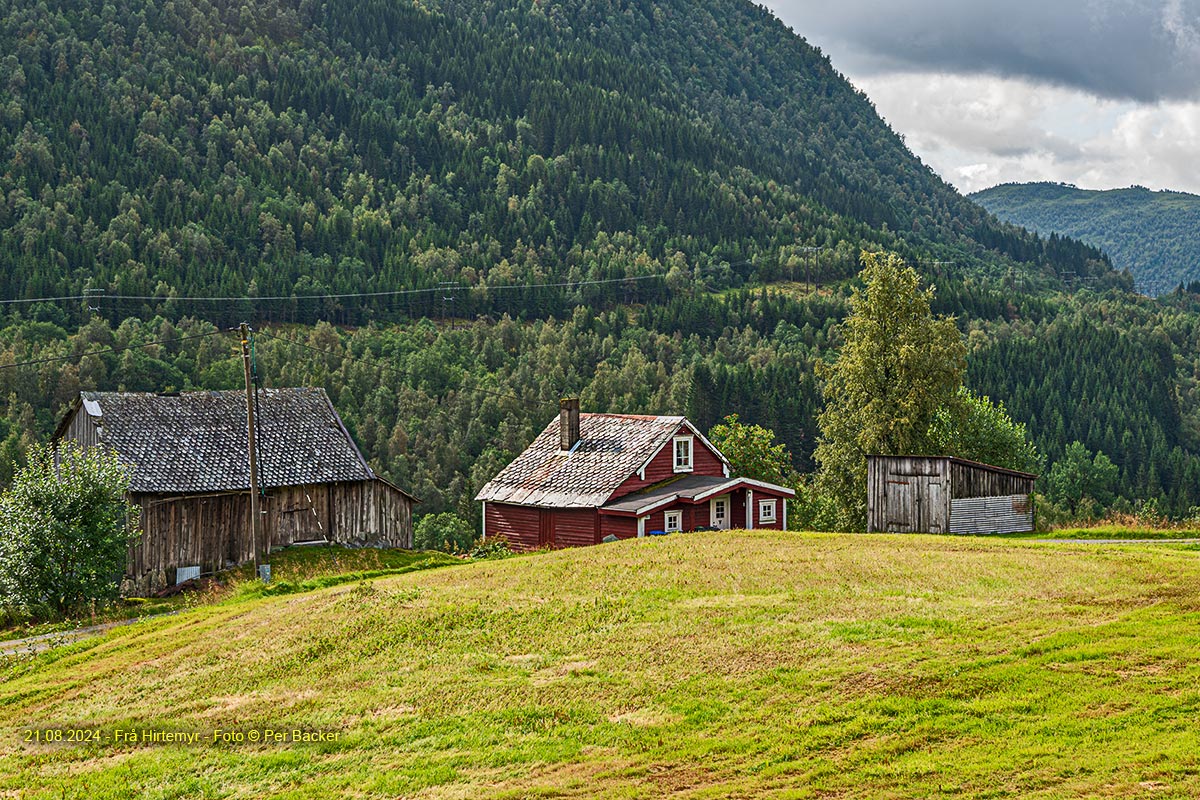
[{"xmin": 673, "ymin": 435, "xmax": 693, "ymax": 472}]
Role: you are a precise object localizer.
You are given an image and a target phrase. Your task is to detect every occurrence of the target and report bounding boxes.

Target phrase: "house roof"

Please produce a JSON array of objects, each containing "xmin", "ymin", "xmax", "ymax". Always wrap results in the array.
[
  {"xmin": 56, "ymin": 389, "xmax": 398, "ymax": 495},
  {"xmin": 475, "ymin": 413, "xmax": 714, "ymax": 508},
  {"xmin": 601, "ymin": 474, "xmax": 797, "ymax": 516}
]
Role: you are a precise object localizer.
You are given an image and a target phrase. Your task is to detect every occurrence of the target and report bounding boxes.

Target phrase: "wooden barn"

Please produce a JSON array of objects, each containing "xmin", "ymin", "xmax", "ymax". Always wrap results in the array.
[
  {"xmin": 867, "ymin": 455, "xmax": 1037, "ymax": 534},
  {"xmin": 53, "ymin": 389, "xmax": 416, "ymax": 594},
  {"xmin": 475, "ymin": 399, "xmax": 795, "ymax": 550}
]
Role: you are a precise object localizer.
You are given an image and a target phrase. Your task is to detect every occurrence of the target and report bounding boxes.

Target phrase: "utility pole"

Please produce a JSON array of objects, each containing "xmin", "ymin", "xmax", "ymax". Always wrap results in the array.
[{"xmin": 239, "ymin": 323, "xmax": 267, "ymax": 582}]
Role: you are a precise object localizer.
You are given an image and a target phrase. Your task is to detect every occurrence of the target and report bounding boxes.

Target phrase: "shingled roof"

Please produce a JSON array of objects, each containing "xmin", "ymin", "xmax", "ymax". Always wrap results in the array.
[
  {"xmin": 57, "ymin": 389, "xmax": 380, "ymax": 494},
  {"xmin": 475, "ymin": 413, "xmax": 722, "ymax": 508}
]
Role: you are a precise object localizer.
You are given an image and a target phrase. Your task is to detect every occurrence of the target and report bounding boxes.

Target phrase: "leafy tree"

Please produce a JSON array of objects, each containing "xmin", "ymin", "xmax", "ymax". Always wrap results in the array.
[
  {"xmin": 814, "ymin": 251, "xmax": 966, "ymax": 528},
  {"xmin": 0, "ymin": 442, "xmax": 139, "ymax": 617},
  {"xmin": 414, "ymin": 512, "xmax": 474, "ymax": 553},
  {"xmin": 1045, "ymin": 441, "xmax": 1119, "ymax": 515},
  {"xmin": 708, "ymin": 414, "xmax": 791, "ymax": 484},
  {"xmin": 929, "ymin": 388, "xmax": 1042, "ymax": 475}
]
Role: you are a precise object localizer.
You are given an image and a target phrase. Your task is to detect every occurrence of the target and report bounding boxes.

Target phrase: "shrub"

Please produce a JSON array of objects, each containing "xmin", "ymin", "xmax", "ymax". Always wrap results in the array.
[
  {"xmin": 414, "ymin": 512, "xmax": 475, "ymax": 553},
  {"xmin": 0, "ymin": 442, "xmax": 140, "ymax": 618}
]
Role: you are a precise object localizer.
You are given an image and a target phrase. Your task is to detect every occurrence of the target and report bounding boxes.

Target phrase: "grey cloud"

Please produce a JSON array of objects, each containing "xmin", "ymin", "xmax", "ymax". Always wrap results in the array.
[{"xmin": 766, "ymin": 0, "xmax": 1200, "ymax": 102}]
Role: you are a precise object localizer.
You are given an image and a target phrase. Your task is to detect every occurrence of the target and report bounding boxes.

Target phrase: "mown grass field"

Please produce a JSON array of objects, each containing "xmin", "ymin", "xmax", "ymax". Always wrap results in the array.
[
  {"xmin": 0, "ymin": 546, "xmax": 460, "ymax": 644},
  {"xmin": 3, "ymin": 532, "xmax": 1200, "ymax": 798}
]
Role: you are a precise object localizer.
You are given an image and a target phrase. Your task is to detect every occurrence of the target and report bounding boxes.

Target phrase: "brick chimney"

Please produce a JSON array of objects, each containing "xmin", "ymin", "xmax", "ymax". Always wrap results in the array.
[{"xmin": 559, "ymin": 398, "xmax": 581, "ymax": 452}]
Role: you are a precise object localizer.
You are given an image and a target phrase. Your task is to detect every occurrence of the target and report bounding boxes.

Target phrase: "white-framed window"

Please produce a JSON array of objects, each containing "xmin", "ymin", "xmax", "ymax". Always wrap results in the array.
[
  {"xmin": 673, "ymin": 435, "xmax": 694, "ymax": 472},
  {"xmin": 759, "ymin": 499, "xmax": 777, "ymax": 523},
  {"xmin": 664, "ymin": 511, "xmax": 682, "ymax": 532}
]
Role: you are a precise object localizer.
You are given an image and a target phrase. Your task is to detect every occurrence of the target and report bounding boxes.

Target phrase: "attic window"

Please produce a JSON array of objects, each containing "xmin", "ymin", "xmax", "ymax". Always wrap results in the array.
[{"xmin": 673, "ymin": 436, "xmax": 693, "ymax": 473}]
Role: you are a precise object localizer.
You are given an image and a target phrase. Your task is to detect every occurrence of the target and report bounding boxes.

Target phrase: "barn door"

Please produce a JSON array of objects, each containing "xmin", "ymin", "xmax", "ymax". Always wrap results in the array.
[
  {"xmin": 538, "ymin": 510, "xmax": 556, "ymax": 548},
  {"xmin": 884, "ymin": 479, "xmax": 916, "ymax": 532}
]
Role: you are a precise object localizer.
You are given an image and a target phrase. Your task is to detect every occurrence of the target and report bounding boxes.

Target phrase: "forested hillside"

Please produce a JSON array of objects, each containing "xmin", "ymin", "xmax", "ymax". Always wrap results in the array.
[
  {"xmin": 2, "ymin": 0, "xmax": 1197, "ymax": 526},
  {"xmin": 971, "ymin": 182, "xmax": 1200, "ymax": 296}
]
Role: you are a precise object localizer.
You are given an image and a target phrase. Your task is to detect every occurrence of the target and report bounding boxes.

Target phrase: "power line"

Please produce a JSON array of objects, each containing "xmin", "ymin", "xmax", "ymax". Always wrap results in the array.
[
  {"xmin": 0, "ymin": 273, "xmax": 673, "ymax": 307},
  {"xmin": 0, "ymin": 330, "xmax": 228, "ymax": 371},
  {"xmin": 252, "ymin": 330, "xmax": 536, "ymax": 406}
]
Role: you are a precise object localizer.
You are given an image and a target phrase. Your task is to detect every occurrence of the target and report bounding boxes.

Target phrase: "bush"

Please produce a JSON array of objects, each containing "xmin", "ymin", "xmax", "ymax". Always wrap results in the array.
[
  {"xmin": 414, "ymin": 512, "xmax": 475, "ymax": 553},
  {"xmin": 468, "ymin": 539, "xmax": 515, "ymax": 560},
  {"xmin": 0, "ymin": 442, "xmax": 140, "ymax": 618}
]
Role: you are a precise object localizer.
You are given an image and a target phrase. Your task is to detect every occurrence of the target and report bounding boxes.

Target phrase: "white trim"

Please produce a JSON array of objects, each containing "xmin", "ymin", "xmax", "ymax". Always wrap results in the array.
[
  {"xmin": 637, "ymin": 516, "xmax": 647, "ymax": 538},
  {"xmin": 633, "ymin": 418, "xmax": 732, "ymax": 477},
  {"xmin": 664, "ymin": 510, "xmax": 682, "ymax": 532},
  {"xmin": 692, "ymin": 477, "xmax": 796, "ymax": 502},
  {"xmin": 782, "ymin": 499, "xmax": 788, "ymax": 530},
  {"xmin": 481, "ymin": 501, "xmax": 487, "ymax": 541},
  {"xmin": 710, "ymin": 495, "xmax": 731, "ymax": 530},
  {"xmin": 758, "ymin": 498, "xmax": 777, "ymax": 524},
  {"xmin": 672, "ymin": 435, "xmax": 694, "ymax": 473},
  {"xmin": 746, "ymin": 489, "xmax": 754, "ymax": 530}
]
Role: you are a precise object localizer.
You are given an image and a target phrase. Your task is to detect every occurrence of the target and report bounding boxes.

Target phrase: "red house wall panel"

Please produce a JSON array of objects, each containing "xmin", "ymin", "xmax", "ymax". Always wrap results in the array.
[
  {"xmin": 600, "ymin": 515, "xmax": 638, "ymax": 540},
  {"xmin": 610, "ymin": 425, "xmax": 726, "ymax": 500},
  {"xmin": 485, "ymin": 502, "xmax": 541, "ymax": 551},
  {"xmin": 751, "ymin": 491, "xmax": 789, "ymax": 530},
  {"xmin": 553, "ymin": 508, "xmax": 599, "ymax": 548}
]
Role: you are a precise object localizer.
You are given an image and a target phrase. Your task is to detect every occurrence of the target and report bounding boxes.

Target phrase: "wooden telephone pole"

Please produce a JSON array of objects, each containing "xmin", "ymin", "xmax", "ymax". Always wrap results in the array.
[{"xmin": 239, "ymin": 323, "xmax": 267, "ymax": 581}]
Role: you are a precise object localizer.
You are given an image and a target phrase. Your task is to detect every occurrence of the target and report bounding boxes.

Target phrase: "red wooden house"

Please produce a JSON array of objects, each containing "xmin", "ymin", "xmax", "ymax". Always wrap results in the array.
[{"xmin": 475, "ymin": 400, "xmax": 795, "ymax": 550}]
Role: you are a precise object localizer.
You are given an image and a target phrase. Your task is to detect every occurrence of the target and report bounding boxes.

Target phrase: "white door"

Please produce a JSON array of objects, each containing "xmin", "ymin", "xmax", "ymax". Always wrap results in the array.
[{"xmin": 710, "ymin": 495, "xmax": 731, "ymax": 530}]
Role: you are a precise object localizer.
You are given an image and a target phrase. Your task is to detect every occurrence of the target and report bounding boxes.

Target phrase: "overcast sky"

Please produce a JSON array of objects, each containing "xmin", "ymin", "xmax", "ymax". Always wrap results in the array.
[{"xmin": 762, "ymin": 1, "xmax": 1200, "ymax": 195}]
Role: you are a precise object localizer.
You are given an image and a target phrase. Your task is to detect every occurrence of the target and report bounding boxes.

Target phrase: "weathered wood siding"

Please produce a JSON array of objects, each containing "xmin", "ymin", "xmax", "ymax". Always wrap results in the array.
[
  {"xmin": 867, "ymin": 456, "xmax": 952, "ymax": 534},
  {"xmin": 869, "ymin": 456, "xmax": 1035, "ymax": 534},
  {"xmin": 62, "ymin": 406, "xmax": 103, "ymax": 449},
  {"xmin": 611, "ymin": 425, "xmax": 726, "ymax": 500},
  {"xmin": 130, "ymin": 491, "xmax": 249, "ymax": 581},
  {"xmin": 950, "ymin": 495, "xmax": 1033, "ymax": 534},
  {"xmin": 126, "ymin": 478, "xmax": 413, "ymax": 592},
  {"xmin": 328, "ymin": 480, "xmax": 413, "ymax": 548},
  {"xmin": 950, "ymin": 461, "xmax": 1036, "ymax": 499}
]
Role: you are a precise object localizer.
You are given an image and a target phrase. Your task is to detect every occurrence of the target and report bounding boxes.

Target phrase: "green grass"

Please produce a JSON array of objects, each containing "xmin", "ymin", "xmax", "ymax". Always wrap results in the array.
[
  {"xmin": 3, "ymin": 532, "xmax": 1200, "ymax": 797},
  {"xmin": 0, "ymin": 546, "xmax": 461, "ymax": 643},
  {"xmin": 1004, "ymin": 525, "xmax": 1200, "ymax": 541}
]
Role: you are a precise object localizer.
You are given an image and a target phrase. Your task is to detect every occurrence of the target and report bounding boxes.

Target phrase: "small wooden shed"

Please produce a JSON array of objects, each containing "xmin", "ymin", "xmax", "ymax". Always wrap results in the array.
[
  {"xmin": 867, "ymin": 455, "xmax": 1036, "ymax": 534},
  {"xmin": 53, "ymin": 389, "xmax": 417, "ymax": 594}
]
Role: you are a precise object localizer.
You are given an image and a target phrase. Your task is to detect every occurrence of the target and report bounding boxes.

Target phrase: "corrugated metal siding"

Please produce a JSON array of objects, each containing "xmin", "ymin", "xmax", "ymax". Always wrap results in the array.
[
  {"xmin": 486, "ymin": 503, "xmax": 541, "ymax": 551},
  {"xmin": 950, "ymin": 495, "xmax": 1033, "ymax": 534}
]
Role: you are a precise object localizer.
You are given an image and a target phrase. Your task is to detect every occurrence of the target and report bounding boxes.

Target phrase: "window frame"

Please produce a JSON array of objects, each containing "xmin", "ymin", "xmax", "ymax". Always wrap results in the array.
[
  {"xmin": 672, "ymin": 435, "xmax": 694, "ymax": 473},
  {"xmin": 758, "ymin": 499, "xmax": 777, "ymax": 523},
  {"xmin": 664, "ymin": 510, "xmax": 682, "ymax": 532}
]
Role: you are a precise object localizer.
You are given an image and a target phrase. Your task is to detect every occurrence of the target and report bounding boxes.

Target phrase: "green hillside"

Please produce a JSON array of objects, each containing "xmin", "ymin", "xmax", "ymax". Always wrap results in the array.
[
  {"xmin": 4, "ymin": 532, "xmax": 1200, "ymax": 797},
  {"xmin": 0, "ymin": 0, "xmax": 1110, "ymax": 324},
  {"xmin": 971, "ymin": 182, "xmax": 1200, "ymax": 295},
  {"xmin": 3, "ymin": 0, "xmax": 1200, "ymax": 521}
]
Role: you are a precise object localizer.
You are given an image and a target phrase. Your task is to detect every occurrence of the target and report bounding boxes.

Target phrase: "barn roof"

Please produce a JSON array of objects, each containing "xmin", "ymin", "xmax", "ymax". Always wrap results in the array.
[
  {"xmin": 475, "ymin": 414, "xmax": 719, "ymax": 508},
  {"xmin": 56, "ymin": 389, "xmax": 389, "ymax": 495}
]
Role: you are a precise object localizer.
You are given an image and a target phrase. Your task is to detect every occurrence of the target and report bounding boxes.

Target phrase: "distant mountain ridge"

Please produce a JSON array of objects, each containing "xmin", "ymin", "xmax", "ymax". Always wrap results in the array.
[{"xmin": 970, "ymin": 182, "xmax": 1200, "ymax": 295}]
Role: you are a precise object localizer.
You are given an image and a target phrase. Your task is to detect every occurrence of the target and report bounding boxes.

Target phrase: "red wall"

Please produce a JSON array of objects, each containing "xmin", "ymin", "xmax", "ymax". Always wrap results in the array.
[
  {"xmin": 610, "ymin": 425, "xmax": 726, "ymax": 501},
  {"xmin": 486, "ymin": 503, "xmax": 599, "ymax": 550},
  {"xmin": 485, "ymin": 502, "xmax": 541, "ymax": 551},
  {"xmin": 600, "ymin": 514, "xmax": 638, "ymax": 540},
  {"xmin": 553, "ymin": 507, "xmax": 599, "ymax": 548},
  {"xmin": 750, "ymin": 491, "xmax": 788, "ymax": 530}
]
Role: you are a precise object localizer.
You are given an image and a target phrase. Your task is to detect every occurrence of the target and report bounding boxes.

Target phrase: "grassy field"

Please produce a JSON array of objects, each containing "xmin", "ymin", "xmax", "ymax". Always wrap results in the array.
[
  {"xmin": 0, "ymin": 546, "xmax": 461, "ymax": 644},
  {"xmin": 3, "ymin": 532, "xmax": 1200, "ymax": 798}
]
